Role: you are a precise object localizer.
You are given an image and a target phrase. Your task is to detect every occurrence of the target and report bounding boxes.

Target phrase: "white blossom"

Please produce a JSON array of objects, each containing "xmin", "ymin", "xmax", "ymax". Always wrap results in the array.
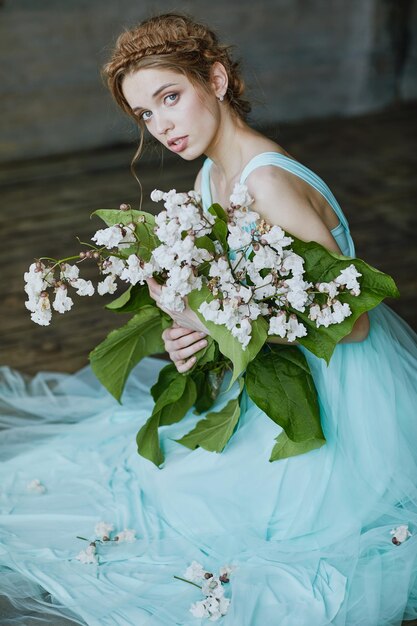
[
  {"xmin": 71, "ymin": 278, "xmax": 95, "ymax": 296},
  {"xmin": 281, "ymin": 251, "xmax": 304, "ymax": 276},
  {"xmin": 152, "ymin": 244, "xmax": 177, "ymax": 270},
  {"xmin": 268, "ymin": 311, "xmax": 288, "ymax": 338},
  {"xmin": 230, "ymin": 318, "xmax": 252, "ymax": 349},
  {"xmin": 60, "ymin": 263, "xmax": 79, "ymax": 281},
  {"xmin": 94, "ymin": 521, "xmax": 114, "ymax": 540},
  {"xmin": 30, "ymin": 293, "xmax": 52, "ymax": 326},
  {"xmin": 120, "ymin": 255, "xmax": 153, "ymax": 286},
  {"xmin": 102, "ymin": 256, "xmax": 126, "ymax": 277},
  {"xmin": 115, "ymin": 529, "xmax": 136, "ymax": 543},
  {"xmin": 335, "ymin": 264, "xmax": 362, "ymax": 295},
  {"xmin": 52, "ymin": 285, "xmax": 74, "ymax": 313},
  {"xmin": 209, "ymin": 257, "xmax": 234, "ymax": 283},
  {"xmin": 159, "ymin": 287, "xmax": 186, "ymax": 312},
  {"xmin": 285, "ymin": 277, "xmax": 312, "ymax": 313},
  {"xmin": 252, "ymin": 245, "xmax": 281, "ymax": 271},
  {"xmin": 286, "ymin": 314, "xmax": 307, "ymax": 342},
  {"xmin": 261, "ymin": 225, "xmax": 293, "ymax": 255},
  {"xmin": 314, "ymin": 305, "xmax": 334, "ymax": 328},
  {"xmin": 331, "ymin": 300, "xmax": 351, "ymax": 323},
  {"xmin": 150, "ymin": 189, "xmax": 165, "ymax": 202},
  {"xmin": 188, "ymin": 190, "xmax": 202, "ymax": 203},
  {"xmin": 317, "ymin": 280, "xmax": 339, "ymax": 300},
  {"xmin": 91, "ymin": 225, "xmax": 124, "ymax": 248},
  {"xmin": 76, "ymin": 544, "xmax": 97, "ymax": 565},
  {"xmin": 390, "ymin": 525, "xmax": 412, "ymax": 544},
  {"xmin": 155, "ymin": 212, "xmax": 182, "ymax": 246},
  {"xmin": 233, "ymin": 207, "xmax": 260, "ymax": 227},
  {"xmin": 184, "ymin": 561, "xmax": 206, "ymax": 582},
  {"xmin": 227, "ymin": 224, "xmax": 252, "ymax": 250},
  {"xmin": 308, "ymin": 304, "xmax": 321, "ymax": 322},
  {"xmin": 202, "ymin": 576, "xmax": 225, "ymax": 600},
  {"xmin": 97, "ymin": 274, "xmax": 118, "ymax": 296},
  {"xmin": 118, "ymin": 223, "xmax": 137, "ymax": 249},
  {"xmin": 190, "ymin": 600, "xmax": 208, "ymax": 619},
  {"xmin": 230, "ymin": 182, "xmax": 253, "ymax": 208},
  {"xmin": 26, "ymin": 479, "xmax": 46, "ymax": 494}
]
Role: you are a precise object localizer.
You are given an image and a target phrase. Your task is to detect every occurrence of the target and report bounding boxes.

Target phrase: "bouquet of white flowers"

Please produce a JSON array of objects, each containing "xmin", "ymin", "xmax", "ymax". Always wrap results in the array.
[{"xmin": 24, "ymin": 185, "xmax": 399, "ymax": 467}]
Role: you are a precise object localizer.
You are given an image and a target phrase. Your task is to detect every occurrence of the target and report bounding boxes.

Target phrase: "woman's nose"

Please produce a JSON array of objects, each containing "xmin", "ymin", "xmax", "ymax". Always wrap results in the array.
[{"xmin": 154, "ymin": 112, "xmax": 173, "ymax": 136}]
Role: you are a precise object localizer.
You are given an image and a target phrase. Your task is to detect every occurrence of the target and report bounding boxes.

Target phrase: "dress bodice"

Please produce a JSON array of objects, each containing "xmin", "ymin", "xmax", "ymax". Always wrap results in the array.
[{"xmin": 200, "ymin": 152, "xmax": 355, "ymax": 258}]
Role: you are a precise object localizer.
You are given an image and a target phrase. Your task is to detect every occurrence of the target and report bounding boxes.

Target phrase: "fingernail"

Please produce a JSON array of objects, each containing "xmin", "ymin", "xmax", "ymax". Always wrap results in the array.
[{"xmin": 198, "ymin": 331, "xmax": 206, "ymax": 336}]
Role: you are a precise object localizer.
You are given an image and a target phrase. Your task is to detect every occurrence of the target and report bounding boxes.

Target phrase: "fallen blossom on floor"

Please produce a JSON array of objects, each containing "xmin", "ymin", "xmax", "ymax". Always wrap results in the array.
[{"xmin": 26, "ymin": 479, "xmax": 46, "ymax": 494}]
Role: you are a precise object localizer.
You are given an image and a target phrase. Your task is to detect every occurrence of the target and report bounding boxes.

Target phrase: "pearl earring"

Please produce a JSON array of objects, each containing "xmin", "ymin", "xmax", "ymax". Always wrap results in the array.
[{"xmin": 217, "ymin": 95, "xmax": 224, "ymax": 102}]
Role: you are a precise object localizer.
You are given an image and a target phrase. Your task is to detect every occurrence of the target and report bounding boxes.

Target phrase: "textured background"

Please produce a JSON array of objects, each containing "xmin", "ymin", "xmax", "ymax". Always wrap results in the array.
[{"xmin": 0, "ymin": 0, "xmax": 416, "ymax": 162}]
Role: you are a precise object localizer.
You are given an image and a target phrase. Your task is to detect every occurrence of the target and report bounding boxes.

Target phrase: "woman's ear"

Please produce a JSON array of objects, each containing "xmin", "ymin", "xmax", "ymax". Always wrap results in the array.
[{"xmin": 210, "ymin": 62, "xmax": 228, "ymax": 100}]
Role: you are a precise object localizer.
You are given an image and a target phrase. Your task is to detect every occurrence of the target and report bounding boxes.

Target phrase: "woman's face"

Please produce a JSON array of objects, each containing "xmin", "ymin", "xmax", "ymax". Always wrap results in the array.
[{"xmin": 122, "ymin": 67, "xmax": 220, "ymax": 160}]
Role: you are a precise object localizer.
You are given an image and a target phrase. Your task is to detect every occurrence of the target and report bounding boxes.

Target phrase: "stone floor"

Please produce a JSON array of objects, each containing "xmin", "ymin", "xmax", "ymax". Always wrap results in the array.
[{"xmin": 0, "ymin": 102, "xmax": 416, "ymax": 624}]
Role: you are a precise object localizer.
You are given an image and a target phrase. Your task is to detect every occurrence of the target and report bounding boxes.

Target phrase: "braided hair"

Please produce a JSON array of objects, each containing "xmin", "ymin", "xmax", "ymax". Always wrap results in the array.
[{"xmin": 102, "ymin": 13, "xmax": 251, "ymax": 123}]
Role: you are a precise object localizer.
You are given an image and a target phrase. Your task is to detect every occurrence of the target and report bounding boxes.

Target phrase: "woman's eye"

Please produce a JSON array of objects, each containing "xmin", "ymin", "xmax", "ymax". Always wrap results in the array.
[
  {"xmin": 141, "ymin": 110, "xmax": 152, "ymax": 121},
  {"xmin": 164, "ymin": 93, "xmax": 178, "ymax": 105}
]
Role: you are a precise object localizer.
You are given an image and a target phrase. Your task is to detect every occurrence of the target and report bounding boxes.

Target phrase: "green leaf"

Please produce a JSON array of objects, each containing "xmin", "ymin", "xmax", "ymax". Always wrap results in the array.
[
  {"xmin": 269, "ymin": 431, "xmax": 325, "ymax": 462},
  {"xmin": 195, "ymin": 235, "xmax": 216, "ymax": 255},
  {"xmin": 208, "ymin": 203, "xmax": 228, "ymax": 223},
  {"xmin": 176, "ymin": 379, "xmax": 244, "ymax": 452},
  {"xmin": 153, "ymin": 374, "xmax": 197, "ymax": 426},
  {"xmin": 136, "ymin": 373, "xmax": 197, "ymax": 467},
  {"xmin": 105, "ymin": 283, "xmax": 154, "ymax": 313},
  {"xmin": 192, "ymin": 371, "xmax": 217, "ymax": 414},
  {"xmin": 245, "ymin": 345, "xmax": 324, "ymax": 442},
  {"xmin": 159, "ymin": 377, "xmax": 197, "ymax": 426},
  {"xmin": 290, "ymin": 236, "xmax": 400, "ymax": 362},
  {"xmin": 92, "ymin": 209, "xmax": 158, "ymax": 262},
  {"xmin": 136, "ymin": 412, "xmax": 164, "ymax": 467},
  {"xmin": 196, "ymin": 337, "xmax": 217, "ymax": 367},
  {"xmin": 89, "ymin": 306, "xmax": 165, "ymax": 402},
  {"xmin": 150, "ymin": 363, "xmax": 179, "ymax": 402},
  {"xmin": 92, "ymin": 208, "xmax": 155, "ymax": 228},
  {"xmin": 211, "ymin": 220, "xmax": 228, "ymax": 250},
  {"xmin": 187, "ymin": 285, "xmax": 267, "ymax": 388}
]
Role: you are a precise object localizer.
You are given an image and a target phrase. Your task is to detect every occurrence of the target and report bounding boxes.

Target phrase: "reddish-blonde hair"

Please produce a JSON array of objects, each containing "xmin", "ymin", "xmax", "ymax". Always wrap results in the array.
[{"xmin": 102, "ymin": 13, "xmax": 251, "ymax": 171}]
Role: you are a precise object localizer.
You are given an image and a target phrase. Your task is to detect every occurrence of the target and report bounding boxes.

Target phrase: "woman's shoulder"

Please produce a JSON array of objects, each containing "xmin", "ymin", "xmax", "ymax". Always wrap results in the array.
[{"xmin": 243, "ymin": 157, "xmax": 342, "ymax": 253}]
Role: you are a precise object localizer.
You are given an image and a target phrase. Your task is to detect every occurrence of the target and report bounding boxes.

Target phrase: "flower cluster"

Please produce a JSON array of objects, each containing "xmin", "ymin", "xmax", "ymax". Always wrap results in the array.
[
  {"xmin": 150, "ymin": 189, "xmax": 214, "ymax": 311},
  {"xmin": 178, "ymin": 561, "xmax": 234, "ymax": 621},
  {"xmin": 195, "ymin": 185, "xmax": 361, "ymax": 348},
  {"xmin": 390, "ymin": 525, "xmax": 412, "ymax": 546},
  {"xmin": 24, "ymin": 261, "xmax": 95, "ymax": 326},
  {"xmin": 75, "ymin": 520, "xmax": 136, "ymax": 565},
  {"xmin": 26, "ymin": 186, "xmax": 362, "ymax": 351}
]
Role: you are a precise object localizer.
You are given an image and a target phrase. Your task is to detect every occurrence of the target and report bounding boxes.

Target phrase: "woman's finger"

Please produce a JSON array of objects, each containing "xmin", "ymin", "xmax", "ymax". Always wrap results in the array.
[
  {"xmin": 175, "ymin": 356, "xmax": 196, "ymax": 373},
  {"xmin": 165, "ymin": 331, "xmax": 207, "ymax": 353},
  {"xmin": 146, "ymin": 277, "xmax": 162, "ymax": 300},
  {"xmin": 164, "ymin": 325, "xmax": 203, "ymax": 341},
  {"xmin": 170, "ymin": 337, "xmax": 208, "ymax": 362}
]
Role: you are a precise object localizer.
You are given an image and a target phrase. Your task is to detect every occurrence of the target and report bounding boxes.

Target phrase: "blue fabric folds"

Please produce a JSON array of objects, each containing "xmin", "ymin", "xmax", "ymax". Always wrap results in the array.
[{"xmin": 1, "ymin": 153, "xmax": 417, "ymax": 624}]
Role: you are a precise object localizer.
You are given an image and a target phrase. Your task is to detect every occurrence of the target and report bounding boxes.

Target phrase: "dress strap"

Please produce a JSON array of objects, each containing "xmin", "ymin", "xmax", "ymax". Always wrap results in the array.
[{"xmin": 200, "ymin": 157, "xmax": 214, "ymax": 212}]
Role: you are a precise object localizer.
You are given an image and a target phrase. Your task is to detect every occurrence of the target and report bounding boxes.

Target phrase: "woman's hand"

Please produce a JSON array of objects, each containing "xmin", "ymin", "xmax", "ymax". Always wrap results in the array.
[
  {"xmin": 162, "ymin": 322, "xmax": 208, "ymax": 373},
  {"xmin": 146, "ymin": 277, "xmax": 209, "ymax": 333},
  {"xmin": 146, "ymin": 277, "xmax": 210, "ymax": 372}
]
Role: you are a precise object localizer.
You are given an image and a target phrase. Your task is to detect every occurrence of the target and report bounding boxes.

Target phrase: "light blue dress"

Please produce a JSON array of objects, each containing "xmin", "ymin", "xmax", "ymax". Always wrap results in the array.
[{"xmin": 1, "ymin": 153, "xmax": 417, "ymax": 626}]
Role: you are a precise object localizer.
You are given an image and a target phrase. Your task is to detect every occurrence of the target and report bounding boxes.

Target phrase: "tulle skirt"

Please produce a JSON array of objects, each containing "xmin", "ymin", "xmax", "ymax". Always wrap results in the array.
[{"xmin": 1, "ymin": 302, "xmax": 417, "ymax": 625}]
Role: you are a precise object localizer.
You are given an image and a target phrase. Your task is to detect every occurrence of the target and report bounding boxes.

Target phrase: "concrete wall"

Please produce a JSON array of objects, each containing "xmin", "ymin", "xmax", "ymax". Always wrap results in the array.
[{"xmin": 0, "ymin": 0, "xmax": 415, "ymax": 163}]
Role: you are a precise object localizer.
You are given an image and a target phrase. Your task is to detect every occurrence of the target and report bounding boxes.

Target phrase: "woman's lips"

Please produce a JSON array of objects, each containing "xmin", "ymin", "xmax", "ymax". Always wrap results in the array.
[{"xmin": 167, "ymin": 136, "xmax": 189, "ymax": 153}]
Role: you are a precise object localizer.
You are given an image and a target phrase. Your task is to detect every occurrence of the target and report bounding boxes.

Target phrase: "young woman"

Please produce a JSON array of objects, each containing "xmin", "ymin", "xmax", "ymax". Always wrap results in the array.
[{"xmin": 1, "ymin": 12, "xmax": 417, "ymax": 626}]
